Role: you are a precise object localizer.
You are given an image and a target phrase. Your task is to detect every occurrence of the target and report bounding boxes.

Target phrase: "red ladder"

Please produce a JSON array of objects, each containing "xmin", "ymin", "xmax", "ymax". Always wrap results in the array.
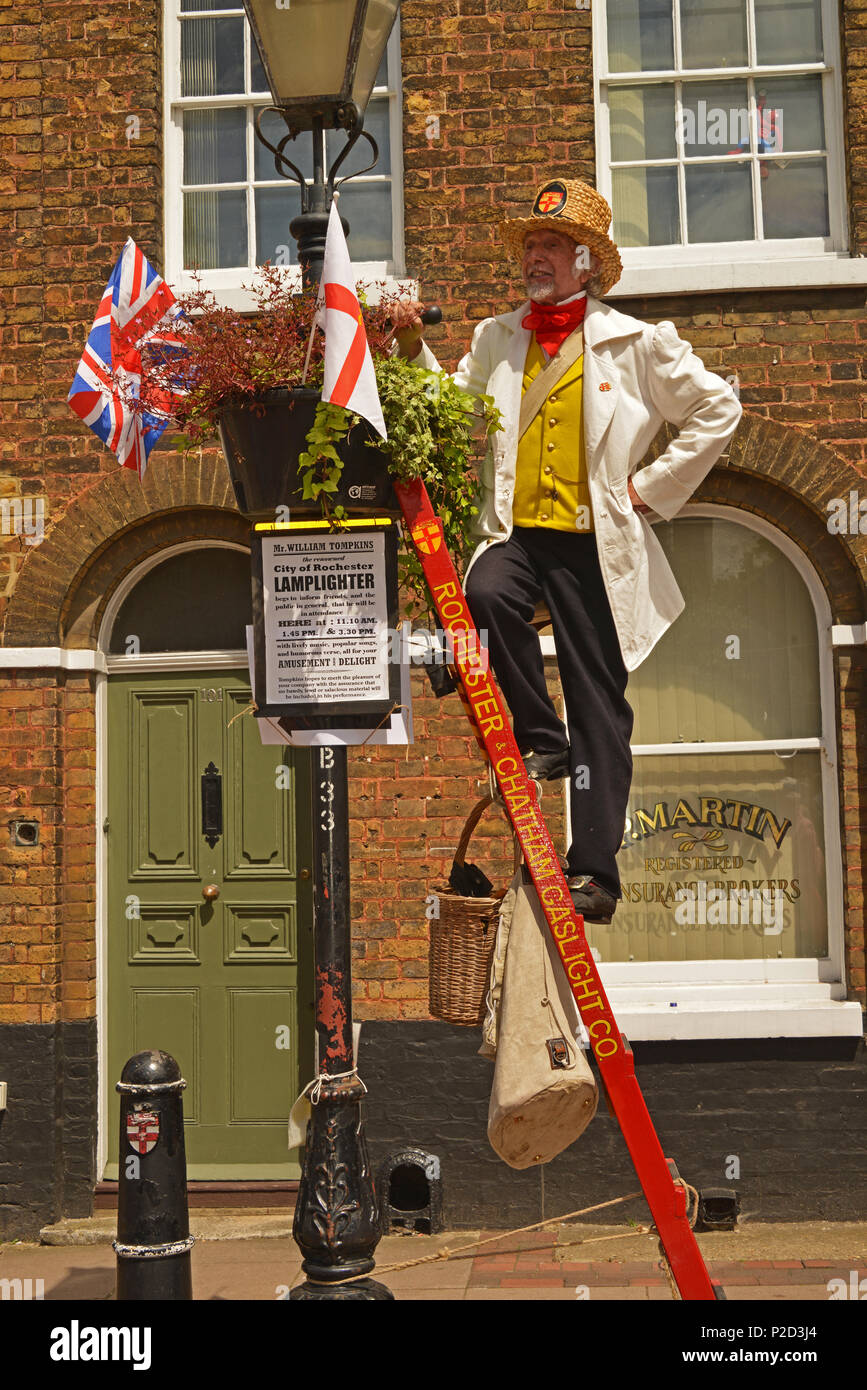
[{"xmin": 394, "ymin": 477, "xmax": 723, "ymax": 1301}]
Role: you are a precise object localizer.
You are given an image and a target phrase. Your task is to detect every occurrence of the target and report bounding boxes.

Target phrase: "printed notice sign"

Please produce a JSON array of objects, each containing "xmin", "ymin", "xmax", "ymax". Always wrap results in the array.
[{"xmin": 251, "ymin": 525, "xmax": 400, "ymax": 721}]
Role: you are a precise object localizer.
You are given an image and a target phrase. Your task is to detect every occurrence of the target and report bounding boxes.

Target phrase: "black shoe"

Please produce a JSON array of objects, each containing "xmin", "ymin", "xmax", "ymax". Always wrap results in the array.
[
  {"xmin": 567, "ymin": 876, "xmax": 617, "ymax": 924},
  {"xmin": 522, "ymin": 747, "xmax": 570, "ymax": 781}
]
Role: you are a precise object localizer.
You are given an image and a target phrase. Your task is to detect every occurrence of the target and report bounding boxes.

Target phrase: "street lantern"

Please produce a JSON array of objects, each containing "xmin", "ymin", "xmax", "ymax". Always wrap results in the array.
[
  {"xmin": 243, "ymin": 0, "xmax": 400, "ymax": 132},
  {"xmin": 239, "ymin": 0, "xmax": 403, "ymax": 1301},
  {"xmin": 243, "ymin": 0, "xmax": 401, "ymax": 283}
]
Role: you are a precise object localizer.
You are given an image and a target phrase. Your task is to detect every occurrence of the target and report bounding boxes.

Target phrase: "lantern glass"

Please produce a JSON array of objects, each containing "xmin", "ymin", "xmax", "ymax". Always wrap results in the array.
[
  {"xmin": 243, "ymin": 0, "xmax": 399, "ymax": 125},
  {"xmin": 350, "ymin": 0, "xmax": 401, "ymax": 114}
]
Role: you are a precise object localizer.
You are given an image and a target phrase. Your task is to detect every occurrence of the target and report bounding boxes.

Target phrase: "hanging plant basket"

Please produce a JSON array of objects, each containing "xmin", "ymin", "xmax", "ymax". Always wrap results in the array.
[{"xmin": 217, "ymin": 386, "xmax": 401, "ymax": 522}]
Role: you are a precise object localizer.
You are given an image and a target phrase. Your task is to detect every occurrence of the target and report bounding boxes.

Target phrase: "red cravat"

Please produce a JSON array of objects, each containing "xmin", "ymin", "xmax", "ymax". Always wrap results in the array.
[{"xmin": 521, "ymin": 297, "xmax": 587, "ymax": 357}]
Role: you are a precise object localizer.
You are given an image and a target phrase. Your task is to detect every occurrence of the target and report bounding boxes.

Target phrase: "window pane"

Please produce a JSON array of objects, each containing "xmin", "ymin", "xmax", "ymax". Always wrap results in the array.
[
  {"xmin": 685, "ymin": 161, "xmax": 753, "ymax": 240},
  {"xmin": 181, "ymin": 0, "xmax": 232, "ymax": 11},
  {"xmin": 331, "ymin": 182, "xmax": 393, "ymax": 260},
  {"xmin": 251, "ymin": 31, "xmax": 268, "ymax": 93},
  {"xmin": 184, "ymin": 189, "xmax": 248, "ymax": 269},
  {"xmin": 607, "ymin": 0, "xmax": 674, "ymax": 72},
  {"xmin": 630, "ymin": 519, "xmax": 821, "ymax": 742},
  {"xmin": 254, "ymin": 108, "xmax": 315, "ymax": 182},
  {"xmin": 109, "ymin": 550, "xmax": 252, "ymax": 653},
  {"xmin": 680, "ymin": 0, "xmax": 747, "ymax": 69},
  {"xmin": 255, "ymin": 186, "xmax": 303, "ymax": 266},
  {"xmin": 181, "ymin": 17, "xmax": 245, "ymax": 97},
  {"xmin": 612, "ymin": 166, "xmax": 680, "ymax": 245},
  {"xmin": 254, "ymin": 104, "xmax": 392, "ymax": 183},
  {"xmin": 609, "ymin": 85, "xmax": 677, "ymax": 161},
  {"xmin": 679, "ymin": 80, "xmax": 750, "ymax": 157},
  {"xmin": 183, "ymin": 109, "xmax": 246, "ymax": 185},
  {"xmin": 328, "ymin": 100, "xmax": 391, "ymax": 176},
  {"xmin": 762, "ymin": 158, "xmax": 829, "ymax": 238},
  {"xmin": 756, "ymin": 76, "xmax": 825, "ymax": 153},
  {"xmin": 589, "ymin": 752, "xmax": 828, "ymax": 962},
  {"xmin": 755, "ymin": 0, "xmax": 823, "ymax": 65},
  {"xmin": 374, "ymin": 50, "xmax": 389, "ymax": 89}
]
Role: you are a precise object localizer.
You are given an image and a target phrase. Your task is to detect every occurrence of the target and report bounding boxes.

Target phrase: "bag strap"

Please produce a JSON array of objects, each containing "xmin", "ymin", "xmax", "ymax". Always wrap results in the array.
[{"xmin": 517, "ymin": 325, "xmax": 584, "ymax": 441}]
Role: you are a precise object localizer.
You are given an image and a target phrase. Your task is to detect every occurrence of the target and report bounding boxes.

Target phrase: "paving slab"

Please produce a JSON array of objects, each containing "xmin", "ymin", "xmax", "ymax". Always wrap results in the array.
[{"xmin": 39, "ymin": 1208, "xmax": 295, "ymax": 1246}]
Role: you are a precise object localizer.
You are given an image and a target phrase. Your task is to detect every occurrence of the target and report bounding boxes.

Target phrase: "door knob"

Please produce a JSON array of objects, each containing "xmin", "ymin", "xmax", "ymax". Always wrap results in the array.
[{"xmin": 202, "ymin": 883, "xmax": 220, "ymax": 901}]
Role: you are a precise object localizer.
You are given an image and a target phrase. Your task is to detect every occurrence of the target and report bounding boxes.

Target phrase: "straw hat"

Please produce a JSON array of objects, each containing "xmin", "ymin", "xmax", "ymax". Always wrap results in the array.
[{"xmin": 501, "ymin": 179, "xmax": 623, "ymax": 296}]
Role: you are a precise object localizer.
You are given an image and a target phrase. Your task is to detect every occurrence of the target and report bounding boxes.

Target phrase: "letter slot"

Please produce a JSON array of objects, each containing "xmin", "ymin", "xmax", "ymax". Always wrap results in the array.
[{"xmin": 201, "ymin": 761, "xmax": 223, "ymax": 848}]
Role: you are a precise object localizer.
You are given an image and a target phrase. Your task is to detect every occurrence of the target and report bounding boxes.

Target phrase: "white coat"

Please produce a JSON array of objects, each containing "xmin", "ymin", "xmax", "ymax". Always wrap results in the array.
[{"xmin": 417, "ymin": 296, "xmax": 742, "ymax": 671}]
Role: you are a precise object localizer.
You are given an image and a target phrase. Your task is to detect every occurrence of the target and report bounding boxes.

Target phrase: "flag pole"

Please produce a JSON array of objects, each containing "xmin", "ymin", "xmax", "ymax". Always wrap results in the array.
[
  {"xmin": 300, "ymin": 192, "xmax": 337, "ymax": 386},
  {"xmin": 300, "ymin": 296, "xmax": 319, "ymax": 386}
]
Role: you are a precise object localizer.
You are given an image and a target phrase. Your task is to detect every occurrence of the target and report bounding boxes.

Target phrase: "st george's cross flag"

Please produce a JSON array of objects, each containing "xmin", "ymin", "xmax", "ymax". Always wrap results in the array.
[
  {"xmin": 67, "ymin": 238, "xmax": 187, "ymax": 478},
  {"xmin": 318, "ymin": 201, "xmax": 387, "ymax": 439}
]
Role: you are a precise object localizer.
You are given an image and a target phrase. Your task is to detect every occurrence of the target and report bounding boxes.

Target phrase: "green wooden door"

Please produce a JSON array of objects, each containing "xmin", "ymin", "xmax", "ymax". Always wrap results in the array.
[{"xmin": 106, "ymin": 671, "xmax": 313, "ymax": 1178}]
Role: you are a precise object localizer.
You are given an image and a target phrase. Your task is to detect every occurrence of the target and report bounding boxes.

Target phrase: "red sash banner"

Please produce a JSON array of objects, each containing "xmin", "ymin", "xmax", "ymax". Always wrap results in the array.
[{"xmin": 395, "ymin": 476, "xmax": 722, "ymax": 1301}]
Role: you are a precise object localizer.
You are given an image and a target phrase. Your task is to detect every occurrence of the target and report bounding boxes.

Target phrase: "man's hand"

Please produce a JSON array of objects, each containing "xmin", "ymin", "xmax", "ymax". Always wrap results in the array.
[
  {"xmin": 391, "ymin": 300, "xmax": 425, "ymax": 360},
  {"xmin": 628, "ymin": 479, "xmax": 651, "ymax": 513}
]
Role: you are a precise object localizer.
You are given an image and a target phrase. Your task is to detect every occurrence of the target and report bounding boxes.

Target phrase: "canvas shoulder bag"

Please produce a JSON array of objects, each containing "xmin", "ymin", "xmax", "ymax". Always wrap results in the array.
[{"xmin": 487, "ymin": 881, "xmax": 598, "ymax": 1169}]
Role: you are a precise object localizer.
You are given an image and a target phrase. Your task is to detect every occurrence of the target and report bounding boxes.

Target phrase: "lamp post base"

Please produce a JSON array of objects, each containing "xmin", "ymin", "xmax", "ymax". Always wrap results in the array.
[
  {"xmin": 288, "ymin": 1278, "xmax": 394, "ymax": 1301},
  {"xmin": 291, "ymin": 1064, "xmax": 393, "ymax": 1300}
]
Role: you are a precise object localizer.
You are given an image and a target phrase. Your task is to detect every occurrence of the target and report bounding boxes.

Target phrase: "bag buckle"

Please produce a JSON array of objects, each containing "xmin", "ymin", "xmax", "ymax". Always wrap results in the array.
[{"xmin": 546, "ymin": 1037, "xmax": 570, "ymax": 1069}]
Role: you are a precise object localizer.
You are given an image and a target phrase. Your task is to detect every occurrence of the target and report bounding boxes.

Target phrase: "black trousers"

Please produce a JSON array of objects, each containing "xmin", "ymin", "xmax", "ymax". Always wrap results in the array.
[{"xmin": 465, "ymin": 527, "xmax": 633, "ymax": 899}]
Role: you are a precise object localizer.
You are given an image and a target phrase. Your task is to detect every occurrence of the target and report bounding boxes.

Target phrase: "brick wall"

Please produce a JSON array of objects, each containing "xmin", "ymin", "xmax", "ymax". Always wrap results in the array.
[
  {"xmin": 0, "ymin": 0, "xmax": 164, "ymax": 626},
  {"xmin": 0, "ymin": 673, "xmax": 96, "ymax": 1023}
]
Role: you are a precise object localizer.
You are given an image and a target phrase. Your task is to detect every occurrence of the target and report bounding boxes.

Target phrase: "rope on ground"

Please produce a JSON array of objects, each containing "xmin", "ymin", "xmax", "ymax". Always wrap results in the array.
[{"xmin": 288, "ymin": 1188, "xmax": 645, "ymax": 1291}]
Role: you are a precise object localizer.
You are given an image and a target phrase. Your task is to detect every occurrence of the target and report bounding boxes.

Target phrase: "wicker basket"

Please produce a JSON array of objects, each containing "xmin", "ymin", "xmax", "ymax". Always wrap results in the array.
[{"xmin": 428, "ymin": 794, "xmax": 517, "ymax": 1026}]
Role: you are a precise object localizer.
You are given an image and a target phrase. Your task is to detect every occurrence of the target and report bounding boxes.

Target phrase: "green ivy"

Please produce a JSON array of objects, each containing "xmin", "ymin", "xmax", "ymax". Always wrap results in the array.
[{"xmin": 299, "ymin": 357, "xmax": 501, "ymax": 615}]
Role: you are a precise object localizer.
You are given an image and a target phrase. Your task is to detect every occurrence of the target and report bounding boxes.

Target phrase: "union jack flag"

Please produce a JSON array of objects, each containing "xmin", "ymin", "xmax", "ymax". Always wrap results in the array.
[{"xmin": 67, "ymin": 237, "xmax": 187, "ymax": 478}]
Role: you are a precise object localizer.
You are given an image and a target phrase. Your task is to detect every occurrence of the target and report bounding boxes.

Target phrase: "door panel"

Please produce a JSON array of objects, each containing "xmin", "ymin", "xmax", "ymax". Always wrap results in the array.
[
  {"xmin": 224, "ymin": 688, "xmax": 295, "ymax": 878},
  {"xmin": 130, "ymin": 692, "xmax": 198, "ymax": 877},
  {"xmin": 130, "ymin": 986, "xmax": 201, "ymax": 1123},
  {"xmin": 107, "ymin": 671, "xmax": 313, "ymax": 1179}
]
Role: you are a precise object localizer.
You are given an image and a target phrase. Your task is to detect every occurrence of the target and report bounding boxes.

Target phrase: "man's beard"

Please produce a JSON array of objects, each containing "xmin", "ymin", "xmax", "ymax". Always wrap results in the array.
[{"xmin": 524, "ymin": 273, "xmax": 557, "ymax": 301}]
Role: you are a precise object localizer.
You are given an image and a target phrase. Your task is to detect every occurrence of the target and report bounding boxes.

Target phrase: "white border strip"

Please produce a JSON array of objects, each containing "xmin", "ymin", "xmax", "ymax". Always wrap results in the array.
[
  {"xmin": 832, "ymin": 623, "xmax": 867, "ymax": 646},
  {"xmin": 0, "ymin": 648, "xmax": 108, "ymax": 672}
]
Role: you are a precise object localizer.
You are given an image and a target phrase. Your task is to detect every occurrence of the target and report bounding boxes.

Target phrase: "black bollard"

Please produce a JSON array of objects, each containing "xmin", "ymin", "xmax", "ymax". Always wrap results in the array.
[{"xmin": 114, "ymin": 1050, "xmax": 194, "ymax": 1301}]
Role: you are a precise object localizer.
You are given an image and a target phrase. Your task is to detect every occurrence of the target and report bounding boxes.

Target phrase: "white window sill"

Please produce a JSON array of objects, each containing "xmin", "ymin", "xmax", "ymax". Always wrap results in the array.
[
  {"xmin": 608, "ymin": 255, "xmax": 867, "ymax": 298},
  {"xmin": 598, "ymin": 960, "xmax": 864, "ymax": 1040},
  {"xmin": 170, "ymin": 268, "xmax": 417, "ymax": 311}
]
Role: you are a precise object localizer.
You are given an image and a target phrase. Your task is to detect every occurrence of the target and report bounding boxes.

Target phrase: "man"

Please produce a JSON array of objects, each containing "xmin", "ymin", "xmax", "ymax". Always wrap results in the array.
[{"xmin": 395, "ymin": 178, "xmax": 741, "ymax": 922}]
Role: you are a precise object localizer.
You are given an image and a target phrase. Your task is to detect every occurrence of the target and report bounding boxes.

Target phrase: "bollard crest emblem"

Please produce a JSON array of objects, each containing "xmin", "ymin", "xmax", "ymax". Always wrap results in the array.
[{"xmin": 126, "ymin": 1104, "xmax": 160, "ymax": 1154}]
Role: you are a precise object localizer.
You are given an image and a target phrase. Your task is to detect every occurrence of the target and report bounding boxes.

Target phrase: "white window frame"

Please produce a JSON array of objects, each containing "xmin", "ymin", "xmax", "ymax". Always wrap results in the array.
[
  {"xmin": 162, "ymin": 1, "xmax": 407, "ymax": 308},
  {"xmin": 594, "ymin": 0, "xmax": 867, "ymax": 297},
  {"xmin": 545, "ymin": 504, "xmax": 863, "ymax": 1039}
]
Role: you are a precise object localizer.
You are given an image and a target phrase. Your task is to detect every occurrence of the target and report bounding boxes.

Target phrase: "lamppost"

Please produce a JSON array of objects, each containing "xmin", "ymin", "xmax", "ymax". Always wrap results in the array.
[
  {"xmin": 241, "ymin": 0, "xmax": 401, "ymax": 1301},
  {"xmin": 245, "ymin": 0, "xmax": 400, "ymax": 285}
]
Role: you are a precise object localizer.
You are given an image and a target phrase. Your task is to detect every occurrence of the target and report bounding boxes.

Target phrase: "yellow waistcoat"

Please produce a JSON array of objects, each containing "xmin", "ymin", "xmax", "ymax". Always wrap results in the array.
[{"xmin": 512, "ymin": 337, "xmax": 594, "ymax": 533}]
